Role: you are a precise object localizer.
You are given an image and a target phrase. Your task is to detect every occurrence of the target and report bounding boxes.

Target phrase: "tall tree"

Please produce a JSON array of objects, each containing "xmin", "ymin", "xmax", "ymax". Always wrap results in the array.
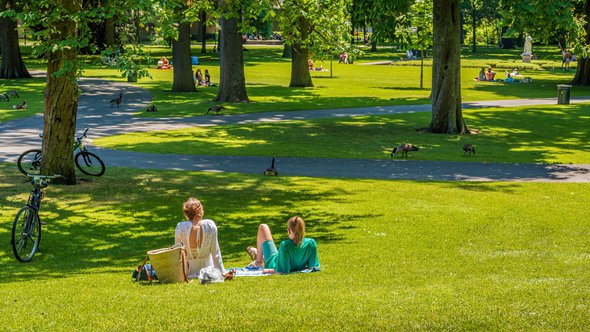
[
  {"xmin": 213, "ymin": 0, "xmax": 274, "ymax": 101},
  {"xmin": 429, "ymin": 0, "xmax": 468, "ymax": 134},
  {"xmin": 571, "ymin": 0, "xmax": 590, "ymax": 85},
  {"xmin": 0, "ymin": 0, "xmax": 31, "ymax": 78},
  {"xmin": 278, "ymin": 0, "xmax": 351, "ymax": 88},
  {"xmin": 41, "ymin": 0, "xmax": 84, "ymax": 184},
  {"xmin": 155, "ymin": 0, "xmax": 205, "ymax": 92}
]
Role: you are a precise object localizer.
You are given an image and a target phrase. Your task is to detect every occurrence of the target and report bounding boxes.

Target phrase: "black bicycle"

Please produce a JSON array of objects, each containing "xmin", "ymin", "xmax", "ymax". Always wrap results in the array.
[
  {"xmin": 17, "ymin": 128, "xmax": 105, "ymax": 177},
  {"xmin": 11, "ymin": 174, "xmax": 63, "ymax": 262}
]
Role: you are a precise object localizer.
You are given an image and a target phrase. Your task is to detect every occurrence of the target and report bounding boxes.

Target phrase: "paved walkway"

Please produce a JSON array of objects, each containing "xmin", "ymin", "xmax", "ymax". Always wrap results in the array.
[{"xmin": 1, "ymin": 77, "xmax": 589, "ymax": 182}]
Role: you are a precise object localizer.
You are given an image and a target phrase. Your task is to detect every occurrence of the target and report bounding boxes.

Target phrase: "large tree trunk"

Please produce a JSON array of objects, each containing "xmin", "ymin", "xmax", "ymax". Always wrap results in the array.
[
  {"xmin": 289, "ymin": 17, "xmax": 313, "ymax": 87},
  {"xmin": 572, "ymin": 0, "xmax": 590, "ymax": 85},
  {"xmin": 429, "ymin": 0, "xmax": 468, "ymax": 134},
  {"xmin": 104, "ymin": 18, "xmax": 116, "ymax": 47},
  {"xmin": 290, "ymin": 42, "xmax": 313, "ymax": 87},
  {"xmin": 172, "ymin": 21, "xmax": 196, "ymax": 92},
  {"xmin": 41, "ymin": 0, "xmax": 82, "ymax": 185},
  {"xmin": 471, "ymin": 6, "xmax": 477, "ymax": 52},
  {"xmin": 0, "ymin": 0, "xmax": 31, "ymax": 78},
  {"xmin": 214, "ymin": 8, "xmax": 249, "ymax": 102},
  {"xmin": 282, "ymin": 44, "xmax": 291, "ymax": 58},
  {"xmin": 200, "ymin": 11, "xmax": 207, "ymax": 54}
]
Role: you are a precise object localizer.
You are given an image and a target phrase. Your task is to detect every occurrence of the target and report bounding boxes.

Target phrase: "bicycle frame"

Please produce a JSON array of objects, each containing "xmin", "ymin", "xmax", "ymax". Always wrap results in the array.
[{"xmin": 26, "ymin": 178, "xmax": 45, "ymax": 211}]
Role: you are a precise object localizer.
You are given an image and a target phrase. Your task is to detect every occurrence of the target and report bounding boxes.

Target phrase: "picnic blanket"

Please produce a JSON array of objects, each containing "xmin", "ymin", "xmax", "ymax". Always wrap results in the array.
[{"xmin": 230, "ymin": 267, "xmax": 320, "ymax": 277}]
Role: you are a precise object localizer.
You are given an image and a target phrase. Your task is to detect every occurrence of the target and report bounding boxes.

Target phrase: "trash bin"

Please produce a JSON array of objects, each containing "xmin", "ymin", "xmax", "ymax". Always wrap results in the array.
[
  {"xmin": 557, "ymin": 84, "xmax": 571, "ymax": 105},
  {"xmin": 191, "ymin": 56, "xmax": 199, "ymax": 65}
]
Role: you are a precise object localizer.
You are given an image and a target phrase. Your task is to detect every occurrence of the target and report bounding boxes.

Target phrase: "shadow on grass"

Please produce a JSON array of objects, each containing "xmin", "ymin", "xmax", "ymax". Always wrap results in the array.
[{"xmin": 0, "ymin": 165, "xmax": 369, "ymax": 283}]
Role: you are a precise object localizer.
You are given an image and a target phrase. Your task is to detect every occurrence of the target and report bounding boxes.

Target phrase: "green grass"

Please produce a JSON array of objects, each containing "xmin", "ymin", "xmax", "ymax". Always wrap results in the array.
[
  {"xmin": 0, "ymin": 164, "xmax": 588, "ymax": 329},
  {"xmin": 0, "ymin": 78, "xmax": 46, "ymax": 123},
  {"xmin": 4, "ymin": 44, "xmax": 587, "ymax": 123},
  {"xmin": 94, "ymin": 103, "xmax": 590, "ymax": 164}
]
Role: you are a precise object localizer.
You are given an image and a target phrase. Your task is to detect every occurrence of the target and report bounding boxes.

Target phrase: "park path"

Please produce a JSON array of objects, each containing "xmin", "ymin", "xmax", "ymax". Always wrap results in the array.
[{"xmin": 1, "ymin": 77, "xmax": 589, "ymax": 182}]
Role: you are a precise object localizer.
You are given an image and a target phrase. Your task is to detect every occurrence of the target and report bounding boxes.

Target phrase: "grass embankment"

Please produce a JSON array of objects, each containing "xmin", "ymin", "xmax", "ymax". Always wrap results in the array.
[
  {"xmin": 0, "ymin": 164, "xmax": 588, "ymax": 329},
  {"xmin": 94, "ymin": 103, "xmax": 590, "ymax": 164}
]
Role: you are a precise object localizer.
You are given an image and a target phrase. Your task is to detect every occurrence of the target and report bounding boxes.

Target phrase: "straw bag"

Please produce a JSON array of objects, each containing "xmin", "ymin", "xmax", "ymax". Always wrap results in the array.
[{"xmin": 147, "ymin": 244, "xmax": 188, "ymax": 283}]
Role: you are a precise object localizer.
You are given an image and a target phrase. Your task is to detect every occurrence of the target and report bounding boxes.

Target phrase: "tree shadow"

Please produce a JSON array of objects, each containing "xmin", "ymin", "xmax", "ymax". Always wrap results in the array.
[{"xmin": 0, "ymin": 165, "xmax": 371, "ymax": 283}]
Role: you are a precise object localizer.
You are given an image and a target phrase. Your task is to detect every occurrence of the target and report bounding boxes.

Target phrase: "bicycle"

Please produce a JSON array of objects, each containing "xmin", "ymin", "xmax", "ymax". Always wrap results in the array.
[
  {"xmin": 17, "ymin": 128, "xmax": 106, "ymax": 177},
  {"xmin": 11, "ymin": 174, "xmax": 63, "ymax": 262}
]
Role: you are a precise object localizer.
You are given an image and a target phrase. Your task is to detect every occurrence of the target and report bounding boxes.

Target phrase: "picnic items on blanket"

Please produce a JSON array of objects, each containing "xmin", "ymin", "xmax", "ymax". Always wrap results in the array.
[
  {"xmin": 198, "ymin": 266, "xmax": 225, "ymax": 284},
  {"xmin": 132, "ymin": 256, "xmax": 158, "ymax": 282},
  {"xmin": 147, "ymin": 244, "xmax": 188, "ymax": 283}
]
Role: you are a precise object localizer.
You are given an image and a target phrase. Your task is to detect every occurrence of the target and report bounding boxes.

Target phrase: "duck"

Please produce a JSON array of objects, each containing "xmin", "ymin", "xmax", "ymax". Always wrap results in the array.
[
  {"xmin": 390, "ymin": 143, "xmax": 419, "ymax": 158},
  {"xmin": 8, "ymin": 90, "xmax": 19, "ymax": 98},
  {"xmin": 463, "ymin": 143, "xmax": 476, "ymax": 155},
  {"xmin": 12, "ymin": 100, "xmax": 27, "ymax": 110},
  {"xmin": 0, "ymin": 92, "xmax": 9, "ymax": 102},
  {"xmin": 264, "ymin": 158, "xmax": 278, "ymax": 176},
  {"xmin": 206, "ymin": 104, "xmax": 225, "ymax": 115},
  {"xmin": 146, "ymin": 104, "xmax": 157, "ymax": 112},
  {"xmin": 110, "ymin": 93, "xmax": 123, "ymax": 108}
]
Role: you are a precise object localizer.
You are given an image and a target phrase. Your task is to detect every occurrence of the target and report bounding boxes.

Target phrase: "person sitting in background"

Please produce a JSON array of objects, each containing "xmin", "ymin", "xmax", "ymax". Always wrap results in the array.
[
  {"xmin": 474, "ymin": 67, "xmax": 486, "ymax": 81},
  {"xmin": 510, "ymin": 67, "xmax": 522, "ymax": 77},
  {"xmin": 308, "ymin": 59, "xmax": 315, "ymax": 70},
  {"xmin": 158, "ymin": 56, "xmax": 171, "ymax": 69},
  {"xmin": 204, "ymin": 69, "xmax": 211, "ymax": 86},
  {"xmin": 505, "ymin": 73, "xmax": 514, "ymax": 83},
  {"xmin": 195, "ymin": 68, "xmax": 205, "ymax": 86},
  {"xmin": 485, "ymin": 67, "xmax": 496, "ymax": 81}
]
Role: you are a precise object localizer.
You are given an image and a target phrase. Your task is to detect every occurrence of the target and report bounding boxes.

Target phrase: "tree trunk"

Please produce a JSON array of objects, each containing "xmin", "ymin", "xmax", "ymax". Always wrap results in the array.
[
  {"xmin": 200, "ymin": 11, "xmax": 207, "ymax": 53},
  {"xmin": 172, "ymin": 21, "xmax": 196, "ymax": 92},
  {"xmin": 214, "ymin": 9, "xmax": 249, "ymax": 102},
  {"xmin": 41, "ymin": 0, "xmax": 82, "ymax": 185},
  {"xmin": 371, "ymin": 41, "xmax": 377, "ymax": 52},
  {"xmin": 471, "ymin": 6, "xmax": 477, "ymax": 52},
  {"xmin": 104, "ymin": 17, "xmax": 115, "ymax": 47},
  {"xmin": 429, "ymin": 0, "xmax": 468, "ymax": 134},
  {"xmin": 572, "ymin": 0, "xmax": 590, "ymax": 85},
  {"xmin": 282, "ymin": 44, "xmax": 292, "ymax": 58},
  {"xmin": 0, "ymin": 0, "xmax": 31, "ymax": 78},
  {"xmin": 289, "ymin": 17, "xmax": 313, "ymax": 87},
  {"xmin": 290, "ymin": 42, "xmax": 313, "ymax": 87}
]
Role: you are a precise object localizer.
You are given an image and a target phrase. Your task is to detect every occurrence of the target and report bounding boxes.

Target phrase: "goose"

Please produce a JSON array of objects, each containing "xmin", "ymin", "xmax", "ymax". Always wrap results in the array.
[{"xmin": 390, "ymin": 143, "xmax": 419, "ymax": 158}]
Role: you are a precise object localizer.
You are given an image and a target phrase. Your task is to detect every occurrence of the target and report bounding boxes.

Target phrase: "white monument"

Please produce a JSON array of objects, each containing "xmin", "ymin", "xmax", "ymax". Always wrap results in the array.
[{"xmin": 521, "ymin": 34, "xmax": 532, "ymax": 63}]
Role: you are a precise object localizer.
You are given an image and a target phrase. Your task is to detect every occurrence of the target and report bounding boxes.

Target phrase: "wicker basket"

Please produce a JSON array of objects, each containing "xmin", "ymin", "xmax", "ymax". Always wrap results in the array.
[{"xmin": 147, "ymin": 244, "xmax": 188, "ymax": 283}]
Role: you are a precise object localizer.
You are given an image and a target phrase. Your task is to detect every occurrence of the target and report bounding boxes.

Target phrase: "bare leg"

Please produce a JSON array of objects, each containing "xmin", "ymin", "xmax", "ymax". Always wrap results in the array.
[{"xmin": 255, "ymin": 224, "xmax": 274, "ymax": 266}]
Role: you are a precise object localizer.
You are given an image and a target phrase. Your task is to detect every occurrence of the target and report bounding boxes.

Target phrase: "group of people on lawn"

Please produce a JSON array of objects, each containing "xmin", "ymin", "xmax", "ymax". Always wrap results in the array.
[
  {"xmin": 175, "ymin": 197, "xmax": 320, "ymax": 280},
  {"xmin": 156, "ymin": 57, "xmax": 213, "ymax": 87},
  {"xmin": 475, "ymin": 66, "xmax": 527, "ymax": 83}
]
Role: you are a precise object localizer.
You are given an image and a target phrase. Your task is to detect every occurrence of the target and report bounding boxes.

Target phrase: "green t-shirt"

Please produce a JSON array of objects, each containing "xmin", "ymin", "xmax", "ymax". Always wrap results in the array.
[{"xmin": 268, "ymin": 238, "xmax": 320, "ymax": 274}]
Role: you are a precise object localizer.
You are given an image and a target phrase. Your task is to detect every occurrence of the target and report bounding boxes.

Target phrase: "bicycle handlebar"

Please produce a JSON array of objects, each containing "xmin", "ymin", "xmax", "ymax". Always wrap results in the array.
[{"xmin": 39, "ymin": 128, "xmax": 90, "ymax": 140}]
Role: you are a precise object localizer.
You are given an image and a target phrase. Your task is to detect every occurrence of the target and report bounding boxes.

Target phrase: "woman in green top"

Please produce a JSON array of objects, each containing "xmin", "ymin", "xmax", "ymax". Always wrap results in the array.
[{"xmin": 247, "ymin": 216, "xmax": 320, "ymax": 274}]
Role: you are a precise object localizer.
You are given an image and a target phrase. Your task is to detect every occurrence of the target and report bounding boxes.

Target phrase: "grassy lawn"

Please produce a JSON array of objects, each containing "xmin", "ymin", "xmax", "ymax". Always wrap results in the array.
[
  {"xmin": 2, "ymin": 45, "xmax": 588, "ymax": 123},
  {"xmin": 0, "ymin": 164, "xmax": 588, "ymax": 329},
  {"xmin": 94, "ymin": 103, "xmax": 590, "ymax": 164},
  {"xmin": 0, "ymin": 78, "xmax": 46, "ymax": 123}
]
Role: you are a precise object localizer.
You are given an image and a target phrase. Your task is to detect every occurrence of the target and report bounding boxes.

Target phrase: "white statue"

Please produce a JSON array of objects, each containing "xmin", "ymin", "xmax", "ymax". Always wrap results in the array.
[{"xmin": 522, "ymin": 34, "xmax": 533, "ymax": 56}]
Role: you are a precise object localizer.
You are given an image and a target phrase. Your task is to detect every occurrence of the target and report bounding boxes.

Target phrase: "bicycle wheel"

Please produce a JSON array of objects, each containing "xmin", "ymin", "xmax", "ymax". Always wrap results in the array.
[
  {"xmin": 11, "ymin": 206, "xmax": 41, "ymax": 262},
  {"xmin": 75, "ymin": 151, "xmax": 105, "ymax": 176},
  {"xmin": 17, "ymin": 149, "xmax": 43, "ymax": 175}
]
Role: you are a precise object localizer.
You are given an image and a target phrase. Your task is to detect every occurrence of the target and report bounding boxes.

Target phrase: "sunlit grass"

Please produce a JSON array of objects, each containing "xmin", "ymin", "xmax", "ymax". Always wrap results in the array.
[
  {"xmin": 94, "ymin": 103, "xmax": 590, "ymax": 164},
  {"xmin": 7, "ymin": 44, "xmax": 588, "ymax": 123},
  {"xmin": 0, "ymin": 78, "xmax": 46, "ymax": 122},
  {"xmin": 0, "ymin": 164, "xmax": 589, "ymax": 329}
]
